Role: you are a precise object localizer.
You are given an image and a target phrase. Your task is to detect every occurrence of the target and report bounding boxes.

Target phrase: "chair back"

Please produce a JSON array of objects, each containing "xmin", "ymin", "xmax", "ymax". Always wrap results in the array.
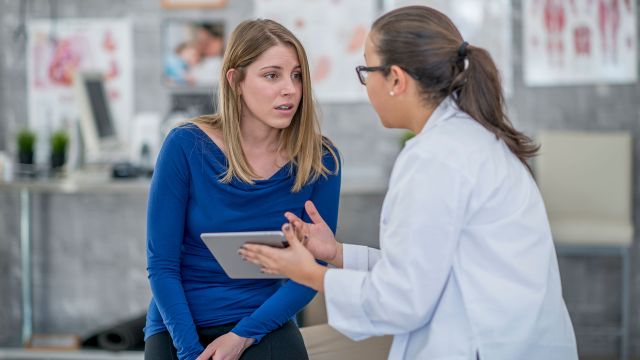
[{"xmin": 535, "ymin": 131, "xmax": 633, "ymax": 245}]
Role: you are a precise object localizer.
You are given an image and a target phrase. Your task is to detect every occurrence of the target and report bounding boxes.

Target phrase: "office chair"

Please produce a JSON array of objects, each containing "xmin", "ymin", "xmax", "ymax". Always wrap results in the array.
[{"xmin": 535, "ymin": 131, "xmax": 633, "ymax": 360}]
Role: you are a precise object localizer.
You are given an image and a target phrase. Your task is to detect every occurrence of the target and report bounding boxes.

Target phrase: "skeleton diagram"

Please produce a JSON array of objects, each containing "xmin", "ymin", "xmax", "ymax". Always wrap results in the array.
[
  {"xmin": 537, "ymin": 0, "xmax": 574, "ymax": 66},
  {"xmin": 598, "ymin": 0, "xmax": 621, "ymax": 63}
]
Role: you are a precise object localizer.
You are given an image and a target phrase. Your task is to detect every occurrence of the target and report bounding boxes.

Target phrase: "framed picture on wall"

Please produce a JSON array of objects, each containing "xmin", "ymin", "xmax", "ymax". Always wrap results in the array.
[
  {"xmin": 161, "ymin": 0, "xmax": 226, "ymax": 9},
  {"xmin": 163, "ymin": 20, "xmax": 225, "ymax": 88}
]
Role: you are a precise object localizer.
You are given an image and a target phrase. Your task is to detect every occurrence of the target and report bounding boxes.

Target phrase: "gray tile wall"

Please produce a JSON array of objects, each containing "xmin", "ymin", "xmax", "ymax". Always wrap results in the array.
[
  {"xmin": 0, "ymin": 190, "xmax": 385, "ymax": 346},
  {"xmin": 0, "ymin": 0, "xmax": 639, "ymax": 357},
  {"xmin": 0, "ymin": 4, "xmax": 5, "ymax": 150},
  {"xmin": 0, "ymin": 191, "xmax": 21, "ymax": 347}
]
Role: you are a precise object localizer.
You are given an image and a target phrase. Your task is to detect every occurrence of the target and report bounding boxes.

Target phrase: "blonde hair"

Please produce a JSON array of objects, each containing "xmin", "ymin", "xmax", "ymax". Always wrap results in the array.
[{"xmin": 193, "ymin": 19, "xmax": 338, "ymax": 192}]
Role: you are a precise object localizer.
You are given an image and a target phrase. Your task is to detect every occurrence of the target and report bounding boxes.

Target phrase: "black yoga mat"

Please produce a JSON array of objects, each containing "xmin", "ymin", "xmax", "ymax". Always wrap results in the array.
[{"xmin": 82, "ymin": 313, "xmax": 146, "ymax": 351}]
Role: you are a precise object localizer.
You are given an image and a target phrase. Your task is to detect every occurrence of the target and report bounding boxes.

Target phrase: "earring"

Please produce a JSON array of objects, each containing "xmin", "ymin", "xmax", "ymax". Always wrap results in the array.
[{"xmin": 389, "ymin": 91, "xmax": 395, "ymax": 96}]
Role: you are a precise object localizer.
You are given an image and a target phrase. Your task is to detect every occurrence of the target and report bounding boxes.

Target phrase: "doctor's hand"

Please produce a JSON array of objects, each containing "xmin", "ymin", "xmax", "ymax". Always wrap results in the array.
[
  {"xmin": 196, "ymin": 332, "xmax": 254, "ymax": 360},
  {"xmin": 284, "ymin": 201, "xmax": 342, "ymax": 267},
  {"xmin": 239, "ymin": 223, "xmax": 328, "ymax": 292}
]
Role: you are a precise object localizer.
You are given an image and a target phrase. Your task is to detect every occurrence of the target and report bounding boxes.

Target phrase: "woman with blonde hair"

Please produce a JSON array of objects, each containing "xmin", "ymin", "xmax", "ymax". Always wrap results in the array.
[
  {"xmin": 241, "ymin": 6, "xmax": 578, "ymax": 360},
  {"xmin": 144, "ymin": 19, "xmax": 340, "ymax": 360}
]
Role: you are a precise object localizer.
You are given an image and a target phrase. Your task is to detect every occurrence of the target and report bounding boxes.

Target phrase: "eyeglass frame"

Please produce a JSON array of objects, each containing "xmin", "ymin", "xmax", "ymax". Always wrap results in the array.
[{"xmin": 355, "ymin": 65, "xmax": 420, "ymax": 85}]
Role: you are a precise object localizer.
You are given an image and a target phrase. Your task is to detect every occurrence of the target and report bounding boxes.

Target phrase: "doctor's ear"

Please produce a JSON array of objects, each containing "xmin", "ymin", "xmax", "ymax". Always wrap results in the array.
[
  {"xmin": 388, "ymin": 65, "xmax": 409, "ymax": 97},
  {"xmin": 226, "ymin": 69, "xmax": 242, "ymax": 95}
]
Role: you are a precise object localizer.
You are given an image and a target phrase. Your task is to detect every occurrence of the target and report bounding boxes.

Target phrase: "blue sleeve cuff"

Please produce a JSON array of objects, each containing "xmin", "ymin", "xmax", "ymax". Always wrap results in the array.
[{"xmin": 230, "ymin": 317, "xmax": 274, "ymax": 344}]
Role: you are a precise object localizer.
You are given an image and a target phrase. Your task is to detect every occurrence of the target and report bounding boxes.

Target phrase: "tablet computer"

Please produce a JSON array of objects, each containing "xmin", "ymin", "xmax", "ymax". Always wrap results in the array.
[{"xmin": 200, "ymin": 231, "xmax": 289, "ymax": 279}]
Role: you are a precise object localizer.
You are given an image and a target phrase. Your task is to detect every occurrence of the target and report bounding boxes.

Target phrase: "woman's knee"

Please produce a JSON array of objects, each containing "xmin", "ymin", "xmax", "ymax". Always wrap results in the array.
[
  {"xmin": 241, "ymin": 321, "xmax": 308, "ymax": 360},
  {"xmin": 145, "ymin": 331, "xmax": 178, "ymax": 360}
]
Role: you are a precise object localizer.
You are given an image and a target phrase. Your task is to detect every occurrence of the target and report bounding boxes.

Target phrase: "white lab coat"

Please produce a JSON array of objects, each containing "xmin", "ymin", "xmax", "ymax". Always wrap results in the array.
[{"xmin": 324, "ymin": 97, "xmax": 578, "ymax": 360}]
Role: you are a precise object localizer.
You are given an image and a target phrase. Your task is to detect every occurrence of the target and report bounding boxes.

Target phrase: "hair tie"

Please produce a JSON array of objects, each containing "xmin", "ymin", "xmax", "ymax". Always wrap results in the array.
[{"xmin": 458, "ymin": 41, "xmax": 469, "ymax": 59}]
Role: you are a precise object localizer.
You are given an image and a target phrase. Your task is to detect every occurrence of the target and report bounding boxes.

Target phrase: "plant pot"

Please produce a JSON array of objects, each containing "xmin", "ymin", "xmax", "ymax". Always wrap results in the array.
[
  {"xmin": 18, "ymin": 151, "xmax": 34, "ymax": 165},
  {"xmin": 51, "ymin": 152, "xmax": 66, "ymax": 169}
]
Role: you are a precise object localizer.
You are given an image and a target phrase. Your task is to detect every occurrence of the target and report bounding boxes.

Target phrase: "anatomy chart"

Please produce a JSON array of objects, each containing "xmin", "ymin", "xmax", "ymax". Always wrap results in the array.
[
  {"xmin": 254, "ymin": 0, "xmax": 375, "ymax": 102},
  {"xmin": 27, "ymin": 19, "xmax": 133, "ymax": 156},
  {"xmin": 524, "ymin": 0, "xmax": 637, "ymax": 85}
]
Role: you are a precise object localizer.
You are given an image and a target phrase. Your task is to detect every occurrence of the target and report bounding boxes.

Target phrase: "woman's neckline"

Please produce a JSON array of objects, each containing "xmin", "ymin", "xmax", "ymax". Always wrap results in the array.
[{"xmin": 189, "ymin": 122, "xmax": 292, "ymax": 182}]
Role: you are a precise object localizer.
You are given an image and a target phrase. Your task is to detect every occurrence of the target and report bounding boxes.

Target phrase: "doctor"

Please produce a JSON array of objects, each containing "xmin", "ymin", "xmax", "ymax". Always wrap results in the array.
[{"xmin": 240, "ymin": 5, "xmax": 578, "ymax": 360}]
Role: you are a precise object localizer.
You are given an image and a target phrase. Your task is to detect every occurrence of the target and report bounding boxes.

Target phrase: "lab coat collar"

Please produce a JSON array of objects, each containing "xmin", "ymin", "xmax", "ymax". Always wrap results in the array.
[{"xmin": 408, "ymin": 96, "xmax": 460, "ymax": 145}]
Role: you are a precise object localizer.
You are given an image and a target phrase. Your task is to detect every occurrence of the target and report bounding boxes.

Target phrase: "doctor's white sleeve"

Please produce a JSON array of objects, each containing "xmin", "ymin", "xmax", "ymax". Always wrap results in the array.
[
  {"xmin": 324, "ymin": 153, "xmax": 471, "ymax": 341},
  {"xmin": 342, "ymin": 244, "xmax": 381, "ymax": 271}
]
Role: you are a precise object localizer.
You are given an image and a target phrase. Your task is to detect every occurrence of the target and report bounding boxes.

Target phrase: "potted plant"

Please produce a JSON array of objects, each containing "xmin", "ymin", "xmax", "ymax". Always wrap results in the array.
[
  {"xmin": 401, "ymin": 130, "xmax": 415, "ymax": 146},
  {"xmin": 50, "ymin": 130, "xmax": 69, "ymax": 169},
  {"xmin": 16, "ymin": 129, "xmax": 36, "ymax": 165}
]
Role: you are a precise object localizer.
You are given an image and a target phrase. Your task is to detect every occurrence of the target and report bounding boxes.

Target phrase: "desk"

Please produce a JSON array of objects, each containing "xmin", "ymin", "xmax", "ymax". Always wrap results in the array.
[
  {"xmin": 0, "ymin": 175, "xmax": 151, "ymax": 346},
  {"xmin": 0, "ymin": 172, "xmax": 386, "ymax": 346}
]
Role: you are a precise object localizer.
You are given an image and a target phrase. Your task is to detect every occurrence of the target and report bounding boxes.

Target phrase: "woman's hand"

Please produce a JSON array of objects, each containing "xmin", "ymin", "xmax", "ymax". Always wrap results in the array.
[
  {"xmin": 285, "ymin": 201, "xmax": 342, "ymax": 267},
  {"xmin": 196, "ymin": 332, "xmax": 254, "ymax": 360},
  {"xmin": 239, "ymin": 223, "xmax": 328, "ymax": 292}
]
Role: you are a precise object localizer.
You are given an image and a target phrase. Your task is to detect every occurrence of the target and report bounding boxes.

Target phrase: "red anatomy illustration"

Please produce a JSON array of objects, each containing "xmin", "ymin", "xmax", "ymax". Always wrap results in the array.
[
  {"xmin": 48, "ymin": 39, "xmax": 82, "ymax": 86},
  {"xmin": 598, "ymin": 0, "xmax": 621, "ymax": 63},
  {"xmin": 536, "ymin": 0, "xmax": 575, "ymax": 66},
  {"xmin": 573, "ymin": 25, "xmax": 591, "ymax": 55}
]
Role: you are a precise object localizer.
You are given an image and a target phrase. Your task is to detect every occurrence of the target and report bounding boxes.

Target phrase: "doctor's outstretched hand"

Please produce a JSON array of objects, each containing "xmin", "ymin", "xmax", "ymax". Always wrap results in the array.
[
  {"xmin": 239, "ymin": 222, "xmax": 328, "ymax": 292},
  {"xmin": 283, "ymin": 201, "xmax": 343, "ymax": 267}
]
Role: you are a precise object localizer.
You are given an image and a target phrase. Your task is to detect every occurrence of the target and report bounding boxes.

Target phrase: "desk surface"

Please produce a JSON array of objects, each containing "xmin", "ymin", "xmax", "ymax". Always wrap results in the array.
[
  {"xmin": 0, "ymin": 174, "xmax": 387, "ymax": 195},
  {"xmin": 0, "ymin": 178, "xmax": 151, "ymax": 194}
]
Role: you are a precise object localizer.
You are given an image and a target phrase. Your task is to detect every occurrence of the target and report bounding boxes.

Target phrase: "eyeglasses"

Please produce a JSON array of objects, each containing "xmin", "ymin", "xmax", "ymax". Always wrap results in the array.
[
  {"xmin": 355, "ymin": 65, "xmax": 421, "ymax": 85},
  {"xmin": 355, "ymin": 65, "xmax": 388, "ymax": 85}
]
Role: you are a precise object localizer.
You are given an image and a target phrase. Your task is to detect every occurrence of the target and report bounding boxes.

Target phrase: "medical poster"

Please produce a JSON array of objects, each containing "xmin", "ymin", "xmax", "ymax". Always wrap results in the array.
[
  {"xmin": 524, "ymin": 0, "xmax": 637, "ymax": 86},
  {"xmin": 387, "ymin": 0, "xmax": 513, "ymax": 97},
  {"xmin": 254, "ymin": 0, "xmax": 375, "ymax": 103},
  {"xmin": 27, "ymin": 19, "xmax": 133, "ymax": 160}
]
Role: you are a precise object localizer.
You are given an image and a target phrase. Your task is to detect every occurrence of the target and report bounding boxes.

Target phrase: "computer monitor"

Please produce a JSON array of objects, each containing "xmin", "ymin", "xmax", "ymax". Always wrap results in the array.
[{"xmin": 74, "ymin": 71, "xmax": 120, "ymax": 163}]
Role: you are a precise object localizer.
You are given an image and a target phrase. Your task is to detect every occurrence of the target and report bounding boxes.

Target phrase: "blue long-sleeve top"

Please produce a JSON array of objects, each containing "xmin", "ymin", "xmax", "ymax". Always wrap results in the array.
[{"xmin": 144, "ymin": 123, "xmax": 341, "ymax": 360}]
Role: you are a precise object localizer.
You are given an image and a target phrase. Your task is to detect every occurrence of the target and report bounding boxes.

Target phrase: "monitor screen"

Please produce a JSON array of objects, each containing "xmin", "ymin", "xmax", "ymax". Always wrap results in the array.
[
  {"xmin": 75, "ymin": 71, "xmax": 122, "ymax": 163},
  {"xmin": 84, "ymin": 79, "xmax": 116, "ymax": 139}
]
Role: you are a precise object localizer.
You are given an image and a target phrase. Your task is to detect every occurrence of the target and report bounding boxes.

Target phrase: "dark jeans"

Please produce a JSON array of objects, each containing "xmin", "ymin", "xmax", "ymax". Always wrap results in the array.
[{"xmin": 144, "ymin": 320, "xmax": 308, "ymax": 360}]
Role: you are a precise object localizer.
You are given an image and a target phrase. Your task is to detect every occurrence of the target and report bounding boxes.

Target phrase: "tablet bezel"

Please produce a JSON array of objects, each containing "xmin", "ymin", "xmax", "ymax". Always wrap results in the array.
[{"xmin": 200, "ymin": 231, "xmax": 288, "ymax": 279}]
